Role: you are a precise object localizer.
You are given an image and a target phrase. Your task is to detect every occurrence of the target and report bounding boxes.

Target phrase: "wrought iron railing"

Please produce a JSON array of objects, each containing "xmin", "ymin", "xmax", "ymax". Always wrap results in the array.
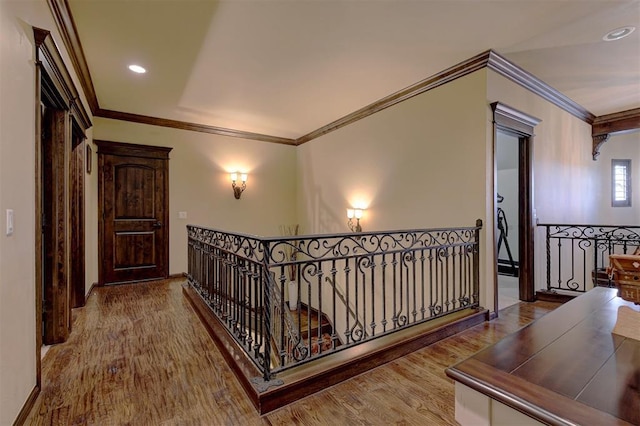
[
  {"xmin": 187, "ymin": 220, "xmax": 482, "ymax": 382},
  {"xmin": 539, "ymin": 224, "xmax": 640, "ymax": 293}
]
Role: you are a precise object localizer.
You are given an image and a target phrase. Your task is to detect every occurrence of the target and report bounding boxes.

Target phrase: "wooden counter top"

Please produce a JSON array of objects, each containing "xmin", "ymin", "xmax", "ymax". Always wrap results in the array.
[{"xmin": 446, "ymin": 287, "xmax": 640, "ymax": 425}]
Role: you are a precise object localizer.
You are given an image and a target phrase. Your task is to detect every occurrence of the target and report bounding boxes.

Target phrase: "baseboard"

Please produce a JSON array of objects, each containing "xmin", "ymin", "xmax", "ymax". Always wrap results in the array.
[
  {"xmin": 13, "ymin": 385, "xmax": 39, "ymax": 426},
  {"xmin": 535, "ymin": 290, "xmax": 576, "ymax": 303},
  {"xmin": 168, "ymin": 272, "xmax": 187, "ymax": 279},
  {"xmin": 85, "ymin": 282, "xmax": 97, "ymax": 303},
  {"xmin": 183, "ymin": 281, "xmax": 489, "ymax": 414}
]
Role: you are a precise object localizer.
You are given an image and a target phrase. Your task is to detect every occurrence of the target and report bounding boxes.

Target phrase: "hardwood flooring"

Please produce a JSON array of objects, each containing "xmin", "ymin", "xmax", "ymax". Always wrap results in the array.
[{"xmin": 25, "ymin": 278, "xmax": 560, "ymax": 425}]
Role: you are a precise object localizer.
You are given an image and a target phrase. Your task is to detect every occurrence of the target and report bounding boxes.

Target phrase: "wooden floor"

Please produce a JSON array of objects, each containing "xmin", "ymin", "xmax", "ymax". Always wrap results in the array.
[{"xmin": 26, "ymin": 278, "xmax": 560, "ymax": 425}]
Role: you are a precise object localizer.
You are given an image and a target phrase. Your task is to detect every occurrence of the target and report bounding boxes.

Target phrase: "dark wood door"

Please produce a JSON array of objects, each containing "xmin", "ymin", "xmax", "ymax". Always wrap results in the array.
[{"xmin": 97, "ymin": 141, "xmax": 172, "ymax": 285}]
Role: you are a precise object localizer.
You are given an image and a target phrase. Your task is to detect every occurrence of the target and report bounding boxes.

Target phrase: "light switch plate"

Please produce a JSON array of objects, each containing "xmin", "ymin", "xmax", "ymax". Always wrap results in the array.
[
  {"xmin": 178, "ymin": 211, "xmax": 187, "ymax": 219},
  {"xmin": 6, "ymin": 209, "xmax": 14, "ymax": 236}
]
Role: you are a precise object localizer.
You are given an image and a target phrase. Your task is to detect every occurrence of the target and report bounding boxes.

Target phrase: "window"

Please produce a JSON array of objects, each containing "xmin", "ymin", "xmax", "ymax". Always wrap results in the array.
[{"xmin": 612, "ymin": 159, "xmax": 631, "ymax": 207}]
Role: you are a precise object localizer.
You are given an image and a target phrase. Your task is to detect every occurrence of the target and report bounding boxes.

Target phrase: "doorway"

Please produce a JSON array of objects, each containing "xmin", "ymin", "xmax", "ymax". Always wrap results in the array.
[
  {"xmin": 96, "ymin": 140, "xmax": 172, "ymax": 285},
  {"xmin": 496, "ymin": 131, "xmax": 520, "ymax": 310},
  {"xmin": 491, "ymin": 102, "xmax": 540, "ymax": 314},
  {"xmin": 34, "ymin": 28, "xmax": 92, "ymax": 383}
]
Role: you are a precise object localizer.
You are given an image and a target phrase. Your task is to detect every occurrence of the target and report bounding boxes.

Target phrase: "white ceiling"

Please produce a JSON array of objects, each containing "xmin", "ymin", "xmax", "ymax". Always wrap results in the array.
[{"xmin": 68, "ymin": 0, "xmax": 640, "ymax": 140}]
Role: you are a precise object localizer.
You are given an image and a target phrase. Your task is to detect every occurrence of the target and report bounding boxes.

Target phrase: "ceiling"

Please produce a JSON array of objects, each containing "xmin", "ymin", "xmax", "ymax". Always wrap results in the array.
[{"xmin": 67, "ymin": 0, "xmax": 640, "ymax": 141}]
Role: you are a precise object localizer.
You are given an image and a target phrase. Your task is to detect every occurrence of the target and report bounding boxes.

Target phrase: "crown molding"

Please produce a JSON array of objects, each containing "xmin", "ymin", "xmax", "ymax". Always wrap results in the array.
[
  {"xmin": 96, "ymin": 109, "xmax": 297, "ymax": 146},
  {"xmin": 47, "ymin": 0, "xmax": 99, "ymax": 114},
  {"xmin": 34, "ymin": 26, "xmax": 92, "ymax": 132},
  {"xmin": 295, "ymin": 50, "xmax": 492, "ymax": 145},
  {"xmin": 486, "ymin": 50, "xmax": 595, "ymax": 125},
  {"xmin": 491, "ymin": 102, "xmax": 541, "ymax": 136},
  {"xmin": 49, "ymin": 2, "xmax": 600, "ymax": 147}
]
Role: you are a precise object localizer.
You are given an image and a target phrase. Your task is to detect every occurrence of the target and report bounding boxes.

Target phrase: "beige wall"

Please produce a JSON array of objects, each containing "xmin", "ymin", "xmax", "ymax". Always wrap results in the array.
[
  {"xmin": 593, "ymin": 131, "xmax": 640, "ymax": 224},
  {"xmin": 1, "ymin": 2, "xmax": 635, "ymax": 423},
  {"xmin": 296, "ymin": 70, "xmax": 494, "ymax": 309},
  {"xmin": 0, "ymin": 0, "xmax": 93, "ymax": 423},
  {"xmin": 93, "ymin": 118, "xmax": 298, "ymax": 275},
  {"xmin": 487, "ymin": 70, "xmax": 598, "ymax": 292}
]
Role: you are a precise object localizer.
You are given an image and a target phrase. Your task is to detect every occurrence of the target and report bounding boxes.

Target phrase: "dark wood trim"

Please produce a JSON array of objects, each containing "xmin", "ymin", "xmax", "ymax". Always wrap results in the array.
[
  {"xmin": 535, "ymin": 290, "xmax": 576, "ymax": 304},
  {"xmin": 168, "ymin": 272, "xmax": 188, "ymax": 279},
  {"xmin": 295, "ymin": 50, "xmax": 492, "ymax": 144},
  {"xmin": 184, "ymin": 282, "xmax": 488, "ymax": 414},
  {"xmin": 42, "ymin": 0, "xmax": 601, "ymax": 148},
  {"xmin": 34, "ymin": 43, "xmax": 43, "ymax": 393},
  {"xmin": 96, "ymin": 109, "xmax": 297, "ymax": 146},
  {"xmin": 492, "ymin": 103, "xmax": 540, "ymax": 309},
  {"xmin": 12, "ymin": 385, "xmax": 40, "ymax": 426},
  {"xmin": 94, "ymin": 139, "xmax": 172, "ymax": 159},
  {"xmin": 591, "ymin": 108, "xmax": 640, "ymax": 160},
  {"xmin": 447, "ymin": 288, "xmax": 636, "ymax": 425},
  {"xmin": 85, "ymin": 282, "xmax": 97, "ymax": 303},
  {"xmin": 183, "ymin": 283, "xmax": 262, "ymax": 411},
  {"xmin": 491, "ymin": 102, "xmax": 541, "ymax": 132},
  {"xmin": 33, "ymin": 27, "xmax": 92, "ymax": 132},
  {"xmin": 46, "ymin": 0, "xmax": 99, "ymax": 114},
  {"xmin": 70, "ymin": 130, "xmax": 85, "ymax": 309},
  {"xmin": 519, "ymin": 133, "xmax": 535, "ymax": 303},
  {"xmin": 486, "ymin": 51, "xmax": 595, "ymax": 125},
  {"xmin": 447, "ymin": 359, "xmax": 625, "ymax": 426}
]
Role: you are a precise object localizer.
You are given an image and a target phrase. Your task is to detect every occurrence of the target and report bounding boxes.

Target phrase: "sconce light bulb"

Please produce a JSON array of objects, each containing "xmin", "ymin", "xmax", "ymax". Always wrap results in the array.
[
  {"xmin": 347, "ymin": 209, "xmax": 355, "ymax": 219},
  {"xmin": 230, "ymin": 172, "xmax": 238, "ymax": 182},
  {"xmin": 240, "ymin": 173, "xmax": 248, "ymax": 183},
  {"xmin": 354, "ymin": 209, "xmax": 363, "ymax": 219}
]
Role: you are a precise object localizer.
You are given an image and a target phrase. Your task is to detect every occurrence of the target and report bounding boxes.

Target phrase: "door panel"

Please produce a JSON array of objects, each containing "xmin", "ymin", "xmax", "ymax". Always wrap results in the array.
[{"xmin": 98, "ymin": 141, "xmax": 171, "ymax": 285}]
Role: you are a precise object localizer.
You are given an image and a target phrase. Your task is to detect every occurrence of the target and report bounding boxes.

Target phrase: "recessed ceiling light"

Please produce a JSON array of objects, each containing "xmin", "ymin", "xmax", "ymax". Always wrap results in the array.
[
  {"xmin": 602, "ymin": 26, "xmax": 635, "ymax": 41},
  {"xmin": 128, "ymin": 64, "xmax": 146, "ymax": 73}
]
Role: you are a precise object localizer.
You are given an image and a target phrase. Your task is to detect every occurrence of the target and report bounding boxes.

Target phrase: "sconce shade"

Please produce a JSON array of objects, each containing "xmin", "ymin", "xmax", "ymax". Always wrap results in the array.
[
  {"xmin": 347, "ymin": 207, "xmax": 364, "ymax": 233},
  {"xmin": 231, "ymin": 171, "xmax": 247, "ymax": 199}
]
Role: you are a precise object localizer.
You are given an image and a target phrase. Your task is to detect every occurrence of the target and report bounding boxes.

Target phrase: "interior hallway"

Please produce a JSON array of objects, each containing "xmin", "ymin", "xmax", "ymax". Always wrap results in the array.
[{"xmin": 26, "ymin": 278, "xmax": 560, "ymax": 425}]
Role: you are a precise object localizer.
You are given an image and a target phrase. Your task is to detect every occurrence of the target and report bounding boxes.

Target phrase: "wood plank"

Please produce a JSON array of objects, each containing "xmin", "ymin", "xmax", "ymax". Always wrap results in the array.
[
  {"xmin": 577, "ymin": 338, "xmax": 640, "ymax": 425},
  {"xmin": 26, "ymin": 278, "xmax": 560, "ymax": 424},
  {"xmin": 448, "ymin": 358, "xmax": 632, "ymax": 426},
  {"xmin": 472, "ymin": 288, "xmax": 618, "ymax": 372},
  {"xmin": 447, "ymin": 287, "xmax": 639, "ymax": 425}
]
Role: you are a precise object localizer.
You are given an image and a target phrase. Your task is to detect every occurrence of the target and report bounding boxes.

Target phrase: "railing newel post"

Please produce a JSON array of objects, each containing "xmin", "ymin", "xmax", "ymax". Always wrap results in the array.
[
  {"xmin": 473, "ymin": 219, "xmax": 482, "ymax": 305},
  {"xmin": 261, "ymin": 239, "xmax": 272, "ymax": 381}
]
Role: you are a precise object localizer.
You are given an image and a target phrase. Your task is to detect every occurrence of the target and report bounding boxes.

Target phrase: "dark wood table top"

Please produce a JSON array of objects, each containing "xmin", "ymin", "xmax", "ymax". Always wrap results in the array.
[{"xmin": 446, "ymin": 287, "xmax": 640, "ymax": 426}]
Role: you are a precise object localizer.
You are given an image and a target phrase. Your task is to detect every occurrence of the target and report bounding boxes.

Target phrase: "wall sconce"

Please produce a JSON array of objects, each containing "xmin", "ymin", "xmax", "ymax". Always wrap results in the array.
[
  {"xmin": 347, "ymin": 208, "xmax": 363, "ymax": 232},
  {"xmin": 230, "ymin": 172, "xmax": 247, "ymax": 199}
]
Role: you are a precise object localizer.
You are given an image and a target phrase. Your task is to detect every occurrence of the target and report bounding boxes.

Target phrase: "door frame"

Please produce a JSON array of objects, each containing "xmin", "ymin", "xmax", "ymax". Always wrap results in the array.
[
  {"xmin": 491, "ymin": 102, "xmax": 541, "ymax": 313},
  {"xmin": 34, "ymin": 27, "xmax": 92, "ymax": 383},
  {"xmin": 95, "ymin": 140, "xmax": 172, "ymax": 285}
]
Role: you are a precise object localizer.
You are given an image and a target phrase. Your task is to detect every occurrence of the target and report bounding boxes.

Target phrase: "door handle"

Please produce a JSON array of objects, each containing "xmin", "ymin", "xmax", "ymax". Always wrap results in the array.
[{"xmin": 152, "ymin": 221, "xmax": 163, "ymax": 228}]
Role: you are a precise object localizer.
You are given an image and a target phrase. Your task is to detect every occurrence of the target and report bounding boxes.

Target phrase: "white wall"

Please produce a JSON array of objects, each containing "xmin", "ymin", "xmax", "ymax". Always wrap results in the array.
[
  {"xmin": 296, "ymin": 70, "xmax": 494, "ymax": 309},
  {"xmin": 93, "ymin": 118, "xmax": 298, "ymax": 275},
  {"xmin": 593, "ymin": 131, "xmax": 640, "ymax": 225}
]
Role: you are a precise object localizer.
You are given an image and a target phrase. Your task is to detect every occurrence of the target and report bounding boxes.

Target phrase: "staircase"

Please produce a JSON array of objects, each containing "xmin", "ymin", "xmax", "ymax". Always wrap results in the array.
[{"xmin": 289, "ymin": 304, "xmax": 339, "ymax": 356}]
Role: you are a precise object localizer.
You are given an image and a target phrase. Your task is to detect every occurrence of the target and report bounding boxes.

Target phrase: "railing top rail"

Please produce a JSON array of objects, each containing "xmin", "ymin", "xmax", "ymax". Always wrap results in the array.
[
  {"xmin": 537, "ymin": 223, "xmax": 640, "ymax": 229},
  {"xmin": 187, "ymin": 223, "xmax": 483, "ymax": 243}
]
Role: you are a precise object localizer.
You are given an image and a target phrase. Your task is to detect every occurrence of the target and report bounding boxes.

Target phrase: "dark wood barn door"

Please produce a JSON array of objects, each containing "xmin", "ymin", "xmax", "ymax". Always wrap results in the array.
[{"xmin": 97, "ymin": 141, "xmax": 172, "ymax": 285}]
